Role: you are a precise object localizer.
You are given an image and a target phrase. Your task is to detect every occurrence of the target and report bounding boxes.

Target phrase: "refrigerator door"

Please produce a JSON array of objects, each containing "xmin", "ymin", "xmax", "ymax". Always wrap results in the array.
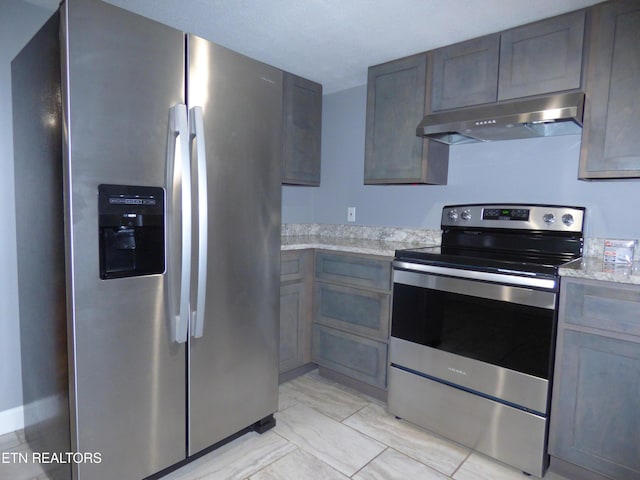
[
  {"xmin": 62, "ymin": 1, "xmax": 186, "ymax": 478},
  {"xmin": 187, "ymin": 35, "xmax": 283, "ymax": 455}
]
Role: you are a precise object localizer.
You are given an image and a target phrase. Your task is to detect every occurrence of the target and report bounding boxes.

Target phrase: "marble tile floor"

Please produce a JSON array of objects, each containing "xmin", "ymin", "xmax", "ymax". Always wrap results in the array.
[{"xmin": 1, "ymin": 369, "xmax": 571, "ymax": 480}]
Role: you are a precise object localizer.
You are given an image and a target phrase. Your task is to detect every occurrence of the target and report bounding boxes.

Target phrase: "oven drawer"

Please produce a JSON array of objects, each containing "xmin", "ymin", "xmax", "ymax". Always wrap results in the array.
[
  {"xmin": 316, "ymin": 251, "xmax": 391, "ymax": 291},
  {"xmin": 314, "ymin": 282, "xmax": 390, "ymax": 340},
  {"xmin": 312, "ymin": 324, "xmax": 387, "ymax": 388},
  {"xmin": 388, "ymin": 365, "xmax": 548, "ymax": 477}
]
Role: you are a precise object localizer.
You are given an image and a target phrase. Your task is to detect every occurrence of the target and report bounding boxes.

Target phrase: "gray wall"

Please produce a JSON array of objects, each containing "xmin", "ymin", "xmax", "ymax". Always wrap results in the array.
[
  {"xmin": 0, "ymin": 1, "xmax": 53, "ymax": 420},
  {"xmin": 283, "ymin": 84, "xmax": 640, "ymax": 239}
]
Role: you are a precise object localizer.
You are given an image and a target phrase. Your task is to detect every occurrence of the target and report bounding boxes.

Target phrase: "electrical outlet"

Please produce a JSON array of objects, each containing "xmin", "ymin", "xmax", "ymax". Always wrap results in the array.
[{"xmin": 347, "ymin": 207, "xmax": 356, "ymax": 222}]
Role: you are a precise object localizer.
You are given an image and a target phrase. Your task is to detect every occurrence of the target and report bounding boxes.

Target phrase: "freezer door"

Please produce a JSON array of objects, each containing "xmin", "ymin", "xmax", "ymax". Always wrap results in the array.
[
  {"xmin": 62, "ymin": 1, "xmax": 186, "ymax": 478},
  {"xmin": 187, "ymin": 35, "xmax": 283, "ymax": 455}
]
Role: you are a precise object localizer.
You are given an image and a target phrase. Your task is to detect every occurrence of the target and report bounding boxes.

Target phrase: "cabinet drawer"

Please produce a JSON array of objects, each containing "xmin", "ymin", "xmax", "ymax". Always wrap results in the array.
[
  {"xmin": 312, "ymin": 324, "xmax": 387, "ymax": 389},
  {"xmin": 281, "ymin": 250, "xmax": 311, "ymax": 283},
  {"xmin": 314, "ymin": 282, "xmax": 390, "ymax": 340},
  {"xmin": 561, "ymin": 278, "xmax": 640, "ymax": 338},
  {"xmin": 315, "ymin": 252, "xmax": 391, "ymax": 291}
]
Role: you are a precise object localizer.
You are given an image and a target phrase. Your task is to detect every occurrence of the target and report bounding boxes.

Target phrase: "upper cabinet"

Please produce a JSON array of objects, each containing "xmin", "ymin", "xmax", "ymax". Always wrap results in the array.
[
  {"xmin": 364, "ymin": 54, "xmax": 449, "ymax": 184},
  {"xmin": 498, "ymin": 11, "xmax": 585, "ymax": 101},
  {"xmin": 430, "ymin": 10, "xmax": 586, "ymax": 111},
  {"xmin": 431, "ymin": 35, "xmax": 500, "ymax": 111},
  {"xmin": 282, "ymin": 72, "xmax": 322, "ymax": 186},
  {"xmin": 579, "ymin": 0, "xmax": 640, "ymax": 179}
]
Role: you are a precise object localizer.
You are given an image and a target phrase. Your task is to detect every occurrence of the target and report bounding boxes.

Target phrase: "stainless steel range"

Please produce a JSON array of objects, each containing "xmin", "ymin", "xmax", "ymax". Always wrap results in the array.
[{"xmin": 388, "ymin": 204, "xmax": 585, "ymax": 478}]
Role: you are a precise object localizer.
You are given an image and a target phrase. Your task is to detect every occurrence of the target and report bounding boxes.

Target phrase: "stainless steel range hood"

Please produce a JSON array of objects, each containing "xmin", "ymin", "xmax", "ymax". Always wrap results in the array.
[{"xmin": 417, "ymin": 92, "xmax": 584, "ymax": 145}]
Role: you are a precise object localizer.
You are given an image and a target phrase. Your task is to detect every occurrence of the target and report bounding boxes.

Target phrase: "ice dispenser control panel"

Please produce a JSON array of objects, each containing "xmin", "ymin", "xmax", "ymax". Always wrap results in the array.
[{"xmin": 98, "ymin": 184, "xmax": 165, "ymax": 279}]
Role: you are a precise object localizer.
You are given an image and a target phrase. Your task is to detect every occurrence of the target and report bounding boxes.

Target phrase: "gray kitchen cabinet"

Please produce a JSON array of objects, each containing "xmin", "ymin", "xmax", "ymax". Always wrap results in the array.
[
  {"xmin": 364, "ymin": 53, "xmax": 449, "ymax": 185},
  {"xmin": 431, "ymin": 34, "xmax": 500, "ymax": 111},
  {"xmin": 282, "ymin": 72, "xmax": 322, "ymax": 185},
  {"xmin": 315, "ymin": 251, "xmax": 392, "ymax": 291},
  {"xmin": 549, "ymin": 277, "xmax": 640, "ymax": 479},
  {"xmin": 313, "ymin": 282, "xmax": 390, "ymax": 341},
  {"xmin": 498, "ymin": 10, "xmax": 585, "ymax": 101},
  {"xmin": 279, "ymin": 250, "xmax": 313, "ymax": 377},
  {"xmin": 579, "ymin": 0, "xmax": 640, "ymax": 179},
  {"xmin": 312, "ymin": 251, "xmax": 392, "ymax": 395},
  {"xmin": 430, "ymin": 10, "xmax": 585, "ymax": 110},
  {"xmin": 312, "ymin": 324, "xmax": 388, "ymax": 389}
]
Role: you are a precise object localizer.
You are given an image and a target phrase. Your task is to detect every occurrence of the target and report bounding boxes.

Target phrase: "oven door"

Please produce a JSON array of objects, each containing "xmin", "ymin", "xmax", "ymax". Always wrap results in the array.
[{"xmin": 390, "ymin": 262, "xmax": 557, "ymax": 415}]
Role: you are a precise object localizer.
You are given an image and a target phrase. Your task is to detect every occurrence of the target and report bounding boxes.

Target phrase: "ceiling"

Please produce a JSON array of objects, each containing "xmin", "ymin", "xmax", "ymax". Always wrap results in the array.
[{"xmin": 29, "ymin": 0, "xmax": 603, "ymax": 94}]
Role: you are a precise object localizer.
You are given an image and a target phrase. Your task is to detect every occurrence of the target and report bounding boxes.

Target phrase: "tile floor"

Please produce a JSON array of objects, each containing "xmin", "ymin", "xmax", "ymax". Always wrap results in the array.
[{"xmin": 0, "ymin": 369, "xmax": 570, "ymax": 480}]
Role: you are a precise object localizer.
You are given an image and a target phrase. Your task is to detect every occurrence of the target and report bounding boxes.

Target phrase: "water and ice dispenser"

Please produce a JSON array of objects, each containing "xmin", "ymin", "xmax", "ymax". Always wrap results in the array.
[{"xmin": 98, "ymin": 184, "xmax": 165, "ymax": 279}]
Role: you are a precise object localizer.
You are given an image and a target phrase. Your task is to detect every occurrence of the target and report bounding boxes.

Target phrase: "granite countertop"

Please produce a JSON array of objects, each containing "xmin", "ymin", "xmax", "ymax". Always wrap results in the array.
[
  {"xmin": 281, "ymin": 224, "xmax": 441, "ymax": 258},
  {"xmin": 559, "ymin": 257, "xmax": 640, "ymax": 286},
  {"xmin": 281, "ymin": 235, "xmax": 424, "ymax": 257},
  {"xmin": 282, "ymin": 226, "xmax": 640, "ymax": 285}
]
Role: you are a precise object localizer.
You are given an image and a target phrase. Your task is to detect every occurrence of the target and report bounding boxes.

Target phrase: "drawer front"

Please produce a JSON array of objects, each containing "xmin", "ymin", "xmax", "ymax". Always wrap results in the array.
[
  {"xmin": 561, "ymin": 278, "xmax": 640, "ymax": 338},
  {"xmin": 315, "ymin": 252, "xmax": 391, "ymax": 291},
  {"xmin": 312, "ymin": 324, "xmax": 388, "ymax": 389},
  {"xmin": 314, "ymin": 282, "xmax": 390, "ymax": 340},
  {"xmin": 281, "ymin": 250, "xmax": 311, "ymax": 283}
]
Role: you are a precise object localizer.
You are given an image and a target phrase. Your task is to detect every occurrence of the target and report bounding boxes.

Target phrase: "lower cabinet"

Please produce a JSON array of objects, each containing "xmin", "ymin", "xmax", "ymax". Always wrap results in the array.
[
  {"xmin": 279, "ymin": 250, "xmax": 313, "ymax": 376},
  {"xmin": 311, "ymin": 251, "xmax": 392, "ymax": 395},
  {"xmin": 279, "ymin": 249, "xmax": 393, "ymax": 394},
  {"xmin": 549, "ymin": 277, "xmax": 640, "ymax": 479},
  {"xmin": 312, "ymin": 324, "xmax": 387, "ymax": 389}
]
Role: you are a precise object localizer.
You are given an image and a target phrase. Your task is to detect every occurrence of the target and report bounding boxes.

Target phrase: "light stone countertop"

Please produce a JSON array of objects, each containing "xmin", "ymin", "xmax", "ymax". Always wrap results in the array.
[
  {"xmin": 559, "ymin": 257, "xmax": 640, "ymax": 286},
  {"xmin": 281, "ymin": 224, "xmax": 640, "ymax": 285},
  {"xmin": 281, "ymin": 224, "xmax": 441, "ymax": 258}
]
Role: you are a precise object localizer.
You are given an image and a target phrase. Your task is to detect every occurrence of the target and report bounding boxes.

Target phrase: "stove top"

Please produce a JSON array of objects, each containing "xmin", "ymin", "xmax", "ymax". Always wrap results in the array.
[
  {"xmin": 395, "ymin": 246, "xmax": 570, "ymax": 278},
  {"xmin": 395, "ymin": 204, "xmax": 586, "ymax": 279}
]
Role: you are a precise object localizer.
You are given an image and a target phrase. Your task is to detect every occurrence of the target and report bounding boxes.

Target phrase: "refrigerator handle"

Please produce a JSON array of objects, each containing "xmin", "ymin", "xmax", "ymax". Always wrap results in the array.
[
  {"xmin": 167, "ymin": 104, "xmax": 191, "ymax": 344},
  {"xmin": 189, "ymin": 106, "xmax": 208, "ymax": 338}
]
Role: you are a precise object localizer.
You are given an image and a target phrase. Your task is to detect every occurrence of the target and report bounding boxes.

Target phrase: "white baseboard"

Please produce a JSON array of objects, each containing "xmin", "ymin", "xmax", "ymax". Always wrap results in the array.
[{"xmin": 0, "ymin": 404, "xmax": 24, "ymax": 436}]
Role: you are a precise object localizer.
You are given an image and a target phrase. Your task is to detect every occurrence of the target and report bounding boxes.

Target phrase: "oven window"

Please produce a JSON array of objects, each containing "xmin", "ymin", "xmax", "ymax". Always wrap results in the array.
[{"xmin": 391, "ymin": 283, "xmax": 554, "ymax": 379}]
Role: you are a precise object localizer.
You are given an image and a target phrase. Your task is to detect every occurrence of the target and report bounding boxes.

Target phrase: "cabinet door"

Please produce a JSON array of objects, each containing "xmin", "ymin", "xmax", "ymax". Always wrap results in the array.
[
  {"xmin": 280, "ymin": 282, "xmax": 310, "ymax": 373},
  {"xmin": 314, "ymin": 282, "xmax": 390, "ymax": 340},
  {"xmin": 312, "ymin": 325, "xmax": 388, "ymax": 388},
  {"xmin": 579, "ymin": 0, "xmax": 640, "ymax": 179},
  {"xmin": 282, "ymin": 72, "xmax": 322, "ymax": 185},
  {"xmin": 549, "ymin": 329, "xmax": 640, "ymax": 479},
  {"xmin": 431, "ymin": 34, "xmax": 500, "ymax": 111},
  {"xmin": 364, "ymin": 53, "xmax": 449, "ymax": 184},
  {"xmin": 498, "ymin": 10, "xmax": 585, "ymax": 101}
]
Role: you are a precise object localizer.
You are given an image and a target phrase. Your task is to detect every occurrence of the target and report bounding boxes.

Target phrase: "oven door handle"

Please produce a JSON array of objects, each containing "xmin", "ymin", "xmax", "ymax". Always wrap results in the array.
[
  {"xmin": 393, "ymin": 263, "xmax": 556, "ymax": 310},
  {"xmin": 393, "ymin": 261, "xmax": 557, "ymax": 290}
]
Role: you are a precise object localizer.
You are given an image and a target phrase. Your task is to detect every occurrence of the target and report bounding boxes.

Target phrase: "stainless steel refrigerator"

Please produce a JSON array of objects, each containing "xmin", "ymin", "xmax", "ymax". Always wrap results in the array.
[{"xmin": 12, "ymin": 0, "xmax": 282, "ymax": 479}]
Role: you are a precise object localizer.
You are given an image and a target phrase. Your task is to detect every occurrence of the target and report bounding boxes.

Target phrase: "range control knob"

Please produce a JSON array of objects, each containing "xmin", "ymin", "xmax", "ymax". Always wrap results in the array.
[
  {"xmin": 448, "ymin": 209, "xmax": 459, "ymax": 221},
  {"xmin": 461, "ymin": 209, "xmax": 472, "ymax": 221},
  {"xmin": 562, "ymin": 213, "xmax": 575, "ymax": 227},
  {"xmin": 543, "ymin": 212, "xmax": 556, "ymax": 224}
]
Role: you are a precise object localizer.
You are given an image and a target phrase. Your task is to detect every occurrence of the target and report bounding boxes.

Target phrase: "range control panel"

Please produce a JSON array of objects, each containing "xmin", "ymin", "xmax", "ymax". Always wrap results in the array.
[{"xmin": 441, "ymin": 204, "xmax": 585, "ymax": 233}]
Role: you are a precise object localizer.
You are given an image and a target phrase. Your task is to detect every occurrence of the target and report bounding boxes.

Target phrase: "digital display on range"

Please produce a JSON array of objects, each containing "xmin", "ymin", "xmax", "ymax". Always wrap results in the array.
[{"xmin": 482, "ymin": 208, "xmax": 529, "ymax": 221}]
